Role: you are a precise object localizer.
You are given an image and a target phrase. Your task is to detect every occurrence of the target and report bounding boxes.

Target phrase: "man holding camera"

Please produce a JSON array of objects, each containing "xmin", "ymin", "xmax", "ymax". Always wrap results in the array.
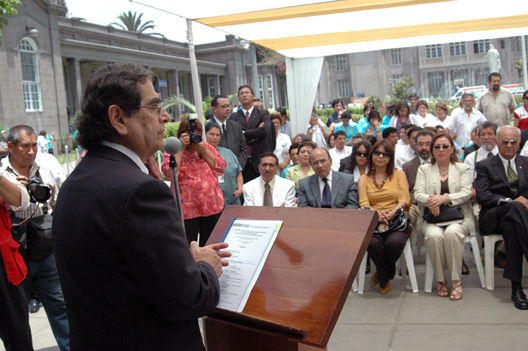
[{"xmin": 0, "ymin": 125, "xmax": 70, "ymax": 351}]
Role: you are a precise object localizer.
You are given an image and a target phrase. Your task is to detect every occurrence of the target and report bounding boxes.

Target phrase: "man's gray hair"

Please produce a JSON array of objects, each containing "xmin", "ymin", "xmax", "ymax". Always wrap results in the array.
[
  {"xmin": 7, "ymin": 125, "xmax": 36, "ymax": 145},
  {"xmin": 496, "ymin": 125, "xmax": 521, "ymax": 140}
]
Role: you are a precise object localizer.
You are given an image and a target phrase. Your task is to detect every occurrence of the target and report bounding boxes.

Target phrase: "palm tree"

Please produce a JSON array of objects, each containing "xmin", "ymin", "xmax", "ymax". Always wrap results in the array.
[{"xmin": 110, "ymin": 11, "xmax": 160, "ymax": 35}]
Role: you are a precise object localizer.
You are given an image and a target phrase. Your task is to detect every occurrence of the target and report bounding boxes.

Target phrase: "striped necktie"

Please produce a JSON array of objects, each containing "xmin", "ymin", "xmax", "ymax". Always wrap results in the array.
[{"xmin": 507, "ymin": 160, "xmax": 519, "ymax": 194}]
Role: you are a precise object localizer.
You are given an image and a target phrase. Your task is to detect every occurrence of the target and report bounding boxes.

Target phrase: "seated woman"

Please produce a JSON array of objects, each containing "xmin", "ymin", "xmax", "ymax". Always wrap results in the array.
[
  {"xmin": 414, "ymin": 132, "xmax": 473, "ymax": 301},
  {"xmin": 358, "ymin": 139, "xmax": 411, "ymax": 294},
  {"xmin": 343, "ymin": 140, "xmax": 371, "ymax": 182},
  {"xmin": 286, "ymin": 140, "xmax": 315, "ymax": 189},
  {"xmin": 361, "ymin": 109, "xmax": 387, "ymax": 137},
  {"xmin": 162, "ymin": 116, "xmax": 226, "ymax": 246},
  {"xmin": 414, "ymin": 100, "xmax": 441, "ymax": 128}
]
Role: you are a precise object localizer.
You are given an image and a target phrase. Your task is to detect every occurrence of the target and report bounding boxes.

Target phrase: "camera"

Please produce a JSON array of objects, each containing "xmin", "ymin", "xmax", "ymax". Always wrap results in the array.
[
  {"xmin": 188, "ymin": 113, "xmax": 202, "ymax": 144},
  {"xmin": 27, "ymin": 177, "xmax": 51, "ymax": 203}
]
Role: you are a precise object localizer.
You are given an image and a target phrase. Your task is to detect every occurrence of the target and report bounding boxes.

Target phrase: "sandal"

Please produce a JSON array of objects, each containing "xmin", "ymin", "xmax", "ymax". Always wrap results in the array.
[
  {"xmin": 437, "ymin": 281, "xmax": 449, "ymax": 297},
  {"xmin": 379, "ymin": 281, "xmax": 391, "ymax": 295},
  {"xmin": 450, "ymin": 281, "xmax": 463, "ymax": 301},
  {"xmin": 370, "ymin": 272, "xmax": 379, "ymax": 288}
]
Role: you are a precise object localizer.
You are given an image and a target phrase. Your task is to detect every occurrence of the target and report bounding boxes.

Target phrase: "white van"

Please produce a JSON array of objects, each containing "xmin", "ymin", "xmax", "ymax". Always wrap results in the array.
[{"xmin": 449, "ymin": 86, "xmax": 486, "ymax": 102}]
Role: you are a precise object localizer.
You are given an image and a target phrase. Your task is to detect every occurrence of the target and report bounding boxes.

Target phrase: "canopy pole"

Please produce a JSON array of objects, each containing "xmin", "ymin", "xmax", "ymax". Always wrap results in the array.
[
  {"xmin": 522, "ymin": 35, "xmax": 528, "ymax": 90},
  {"xmin": 186, "ymin": 19, "xmax": 205, "ymax": 139}
]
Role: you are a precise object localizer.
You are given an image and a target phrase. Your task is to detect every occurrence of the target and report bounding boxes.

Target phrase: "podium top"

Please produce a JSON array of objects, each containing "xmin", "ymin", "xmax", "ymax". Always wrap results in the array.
[{"xmin": 207, "ymin": 205, "xmax": 377, "ymax": 348}]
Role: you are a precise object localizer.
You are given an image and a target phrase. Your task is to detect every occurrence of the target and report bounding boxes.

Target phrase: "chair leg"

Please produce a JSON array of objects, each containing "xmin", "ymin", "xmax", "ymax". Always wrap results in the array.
[
  {"xmin": 484, "ymin": 235, "xmax": 501, "ymax": 291},
  {"xmin": 402, "ymin": 240, "xmax": 419, "ymax": 293},
  {"xmin": 352, "ymin": 278, "xmax": 358, "ymax": 293},
  {"xmin": 468, "ymin": 236, "xmax": 486, "ymax": 289},
  {"xmin": 424, "ymin": 251, "xmax": 434, "ymax": 293},
  {"xmin": 357, "ymin": 253, "xmax": 368, "ymax": 294}
]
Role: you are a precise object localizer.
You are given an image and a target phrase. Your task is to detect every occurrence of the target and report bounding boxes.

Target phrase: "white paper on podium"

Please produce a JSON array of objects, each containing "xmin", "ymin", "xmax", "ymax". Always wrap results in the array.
[{"xmin": 217, "ymin": 218, "xmax": 283, "ymax": 312}]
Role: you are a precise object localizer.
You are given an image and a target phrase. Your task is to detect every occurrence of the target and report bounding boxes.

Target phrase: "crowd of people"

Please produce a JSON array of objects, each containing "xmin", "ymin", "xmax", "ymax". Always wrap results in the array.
[{"xmin": 2, "ymin": 63, "xmax": 528, "ymax": 351}]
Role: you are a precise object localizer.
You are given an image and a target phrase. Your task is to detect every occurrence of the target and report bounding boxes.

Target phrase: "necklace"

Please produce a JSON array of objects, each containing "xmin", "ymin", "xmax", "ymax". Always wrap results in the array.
[
  {"xmin": 439, "ymin": 168, "xmax": 448, "ymax": 177},
  {"xmin": 371, "ymin": 172, "xmax": 388, "ymax": 189}
]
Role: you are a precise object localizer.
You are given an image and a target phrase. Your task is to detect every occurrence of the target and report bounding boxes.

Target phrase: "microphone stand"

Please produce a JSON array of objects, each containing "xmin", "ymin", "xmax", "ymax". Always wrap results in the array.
[{"xmin": 169, "ymin": 154, "xmax": 185, "ymax": 229}]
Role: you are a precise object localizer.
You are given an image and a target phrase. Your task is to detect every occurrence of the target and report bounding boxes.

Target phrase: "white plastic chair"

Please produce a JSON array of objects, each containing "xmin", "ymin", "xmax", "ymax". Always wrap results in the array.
[
  {"xmin": 484, "ymin": 234, "xmax": 505, "ymax": 291},
  {"xmin": 424, "ymin": 235, "xmax": 486, "ymax": 293},
  {"xmin": 353, "ymin": 239, "xmax": 419, "ymax": 294}
]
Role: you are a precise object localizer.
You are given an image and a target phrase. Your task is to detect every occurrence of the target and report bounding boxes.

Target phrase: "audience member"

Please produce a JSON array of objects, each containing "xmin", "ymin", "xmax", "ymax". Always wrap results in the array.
[
  {"xmin": 464, "ymin": 122, "xmax": 498, "ymax": 179},
  {"xmin": 306, "ymin": 113, "xmax": 331, "ymax": 149},
  {"xmin": 447, "ymin": 93, "xmax": 486, "ymax": 148},
  {"xmin": 276, "ymin": 107, "xmax": 292, "ymax": 137},
  {"xmin": 341, "ymin": 140, "xmax": 371, "ymax": 181},
  {"xmin": 243, "ymin": 153, "xmax": 295, "ymax": 207},
  {"xmin": 206, "ymin": 123, "xmax": 243, "ymax": 205},
  {"xmin": 414, "ymin": 132, "xmax": 474, "ymax": 301},
  {"xmin": 209, "ymin": 95, "xmax": 247, "ymax": 169},
  {"xmin": 382, "ymin": 127, "xmax": 398, "ymax": 148},
  {"xmin": 329, "ymin": 131, "xmax": 352, "ymax": 171},
  {"xmin": 327, "ymin": 133, "xmax": 336, "ymax": 149},
  {"xmin": 477, "ymin": 73, "xmax": 516, "ymax": 126},
  {"xmin": 271, "ymin": 114, "xmax": 292, "ymax": 172},
  {"xmin": 361, "ymin": 109, "xmax": 386, "ymax": 137},
  {"xmin": 281, "ymin": 143, "xmax": 300, "ymax": 178},
  {"xmin": 286, "ymin": 140, "xmax": 316, "ymax": 189},
  {"xmin": 413, "ymin": 100, "xmax": 440, "ymax": 128},
  {"xmin": 326, "ymin": 99, "xmax": 345, "ymax": 127},
  {"xmin": 358, "ymin": 139, "xmax": 411, "ymax": 294},
  {"xmin": 402, "ymin": 130, "xmax": 434, "ymax": 197},
  {"xmin": 331, "ymin": 111, "xmax": 360, "ymax": 145},
  {"xmin": 36, "ymin": 130, "xmax": 48, "ymax": 154},
  {"xmin": 513, "ymin": 90, "xmax": 528, "ymax": 130},
  {"xmin": 409, "ymin": 94, "xmax": 419, "ymax": 115},
  {"xmin": 435, "ymin": 103, "xmax": 451, "ymax": 128},
  {"xmin": 475, "ymin": 126, "xmax": 528, "ymax": 310},
  {"xmin": 293, "ymin": 133, "xmax": 306, "ymax": 144},
  {"xmin": 298, "ymin": 148, "xmax": 359, "ymax": 208},
  {"xmin": 366, "ymin": 135, "xmax": 377, "ymax": 146},
  {"xmin": 461, "ymin": 126, "xmax": 481, "ymax": 161},
  {"xmin": 395, "ymin": 126, "xmax": 422, "ymax": 170},
  {"xmin": 390, "ymin": 102, "xmax": 417, "ymax": 135}
]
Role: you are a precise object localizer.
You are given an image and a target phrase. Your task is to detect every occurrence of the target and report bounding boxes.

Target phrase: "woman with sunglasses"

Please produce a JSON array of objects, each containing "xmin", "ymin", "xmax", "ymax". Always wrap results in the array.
[
  {"xmin": 414, "ymin": 132, "xmax": 474, "ymax": 301},
  {"xmin": 358, "ymin": 140, "xmax": 411, "ymax": 294},
  {"xmin": 343, "ymin": 140, "xmax": 371, "ymax": 182}
]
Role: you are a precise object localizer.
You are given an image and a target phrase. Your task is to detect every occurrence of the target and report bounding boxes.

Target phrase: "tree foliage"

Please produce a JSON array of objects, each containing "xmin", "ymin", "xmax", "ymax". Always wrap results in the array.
[
  {"xmin": 110, "ymin": 11, "xmax": 162, "ymax": 36},
  {"xmin": 0, "ymin": 0, "xmax": 21, "ymax": 46},
  {"xmin": 513, "ymin": 59, "xmax": 528, "ymax": 78},
  {"xmin": 392, "ymin": 76, "xmax": 415, "ymax": 100}
]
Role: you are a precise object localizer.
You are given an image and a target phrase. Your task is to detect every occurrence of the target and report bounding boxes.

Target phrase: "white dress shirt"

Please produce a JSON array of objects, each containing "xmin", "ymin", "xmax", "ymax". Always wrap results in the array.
[
  {"xmin": 464, "ymin": 145, "xmax": 498, "ymax": 179},
  {"xmin": 329, "ymin": 146, "xmax": 352, "ymax": 171},
  {"xmin": 446, "ymin": 109, "xmax": 487, "ymax": 147}
]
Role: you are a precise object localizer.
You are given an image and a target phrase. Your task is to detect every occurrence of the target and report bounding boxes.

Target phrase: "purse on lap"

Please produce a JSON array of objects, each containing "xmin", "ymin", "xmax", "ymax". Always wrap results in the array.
[{"xmin": 423, "ymin": 204, "xmax": 464, "ymax": 226}]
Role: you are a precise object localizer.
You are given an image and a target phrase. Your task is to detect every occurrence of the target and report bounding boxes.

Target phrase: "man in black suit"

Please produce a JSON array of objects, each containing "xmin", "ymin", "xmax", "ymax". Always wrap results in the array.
[
  {"xmin": 402, "ymin": 130, "xmax": 434, "ymax": 197},
  {"xmin": 229, "ymin": 85, "xmax": 275, "ymax": 182},
  {"xmin": 208, "ymin": 95, "xmax": 247, "ymax": 169},
  {"xmin": 476, "ymin": 125, "xmax": 528, "ymax": 310},
  {"xmin": 298, "ymin": 148, "xmax": 359, "ymax": 208},
  {"xmin": 52, "ymin": 63, "xmax": 230, "ymax": 350}
]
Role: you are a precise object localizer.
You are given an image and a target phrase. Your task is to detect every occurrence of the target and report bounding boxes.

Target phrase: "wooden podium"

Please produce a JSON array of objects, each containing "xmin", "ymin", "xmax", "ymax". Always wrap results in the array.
[{"xmin": 205, "ymin": 206, "xmax": 377, "ymax": 350}]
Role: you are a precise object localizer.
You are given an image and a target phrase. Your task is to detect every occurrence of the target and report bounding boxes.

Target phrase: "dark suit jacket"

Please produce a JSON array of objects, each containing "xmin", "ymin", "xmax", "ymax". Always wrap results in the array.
[
  {"xmin": 338, "ymin": 155, "xmax": 352, "ymax": 172},
  {"xmin": 52, "ymin": 145, "xmax": 219, "ymax": 350},
  {"xmin": 520, "ymin": 129, "xmax": 528, "ymax": 151},
  {"xmin": 297, "ymin": 171, "xmax": 359, "ymax": 208},
  {"xmin": 207, "ymin": 118, "xmax": 248, "ymax": 168},
  {"xmin": 402, "ymin": 157, "xmax": 421, "ymax": 198},
  {"xmin": 230, "ymin": 108, "xmax": 275, "ymax": 171},
  {"xmin": 475, "ymin": 154, "xmax": 528, "ymax": 235}
]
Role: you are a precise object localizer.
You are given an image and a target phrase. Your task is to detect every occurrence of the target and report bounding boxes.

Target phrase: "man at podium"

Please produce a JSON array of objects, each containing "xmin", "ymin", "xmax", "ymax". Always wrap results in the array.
[{"xmin": 298, "ymin": 148, "xmax": 359, "ymax": 208}]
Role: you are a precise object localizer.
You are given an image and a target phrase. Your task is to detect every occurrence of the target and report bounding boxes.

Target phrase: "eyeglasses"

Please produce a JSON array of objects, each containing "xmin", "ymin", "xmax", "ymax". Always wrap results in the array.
[
  {"xmin": 355, "ymin": 151, "xmax": 368, "ymax": 157},
  {"xmin": 219, "ymin": 104, "xmax": 231, "ymax": 109},
  {"xmin": 433, "ymin": 144, "xmax": 451, "ymax": 150},
  {"xmin": 136, "ymin": 105, "xmax": 164, "ymax": 118},
  {"xmin": 372, "ymin": 150, "xmax": 390, "ymax": 158},
  {"xmin": 500, "ymin": 139, "xmax": 518, "ymax": 145}
]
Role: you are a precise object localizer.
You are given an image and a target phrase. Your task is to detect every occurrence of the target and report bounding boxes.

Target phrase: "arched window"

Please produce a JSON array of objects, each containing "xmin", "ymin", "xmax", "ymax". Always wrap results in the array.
[{"xmin": 19, "ymin": 37, "xmax": 42, "ymax": 111}]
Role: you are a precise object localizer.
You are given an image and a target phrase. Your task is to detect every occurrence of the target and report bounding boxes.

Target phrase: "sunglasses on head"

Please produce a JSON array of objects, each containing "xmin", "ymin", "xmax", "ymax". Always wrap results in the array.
[
  {"xmin": 372, "ymin": 150, "xmax": 390, "ymax": 158},
  {"xmin": 433, "ymin": 144, "xmax": 450, "ymax": 150}
]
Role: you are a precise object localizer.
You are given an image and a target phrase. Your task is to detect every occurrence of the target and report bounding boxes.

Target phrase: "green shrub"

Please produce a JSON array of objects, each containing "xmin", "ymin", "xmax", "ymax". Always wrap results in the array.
[{"xmin": 164, "ymin": 122, "xmax": 180, "ymax": 138}]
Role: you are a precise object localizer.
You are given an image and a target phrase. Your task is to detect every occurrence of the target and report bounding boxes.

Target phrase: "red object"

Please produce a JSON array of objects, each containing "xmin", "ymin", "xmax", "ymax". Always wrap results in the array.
[{"xmin": 0, "ymin": 201, "xmax": 27, "ymax": 286}]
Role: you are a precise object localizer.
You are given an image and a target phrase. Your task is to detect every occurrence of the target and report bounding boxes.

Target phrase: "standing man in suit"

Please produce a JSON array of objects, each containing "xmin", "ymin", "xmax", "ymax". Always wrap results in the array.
[
  {"xmin": 209, "ymin": 95, "xmax": 247, "ymax": 169},
  {"xmin": 476, "ymin": 126, "xmax": 528, "ymax": 310},
  {"xmin": 242, "ymin": 152, "xmax": 295, "ymax": 207},
  {"xmin": 230, "ymin": 85, "xmax": 275, "ymax": 183},
  {"xmin": 298, "ymin": 148, "xmax": 359, "ymax": 208},
  {"xmin": 52, "ymin": 63, "xmax": 230, "ymax": 350}
]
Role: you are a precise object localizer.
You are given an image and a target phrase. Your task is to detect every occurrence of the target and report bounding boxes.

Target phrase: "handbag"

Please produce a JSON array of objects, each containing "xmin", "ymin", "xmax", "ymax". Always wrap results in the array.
[
  {"xmin": 374, "ymin": 207, "xmax": 409, "ymax": 235},
  {"xmin": 423, "ymin": 204, "xmax": 464, "ymax": 226},
  {"xmin": 10, "ymin": 212, "xmax": 53, "ymax": 262}
]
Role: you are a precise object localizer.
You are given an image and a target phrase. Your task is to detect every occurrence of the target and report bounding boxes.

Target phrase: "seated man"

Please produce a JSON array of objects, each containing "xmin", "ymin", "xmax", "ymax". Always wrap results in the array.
[
  {"xmin": 464, "ymin": 122, "xmax": 498, "ymax": 180},
  {"xmin": 329, "ymin": 131, "xmax": 352, "ymax": 171},
  {"xmin": 298, "ymin": 148, "xmax": 359, "ymax": 208},
  {"xmin": 243, "ymin": 152, "xmax": 296, "ymax": 207},
  {"xmin": 476, "ymin": 125, "xmax": 528, "ymax": 310}
]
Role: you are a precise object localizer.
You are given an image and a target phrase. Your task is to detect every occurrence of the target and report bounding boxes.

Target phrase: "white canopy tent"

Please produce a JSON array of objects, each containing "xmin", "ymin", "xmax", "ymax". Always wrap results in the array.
[{"xmin": 146, "ymin": 0, "xmax": 528, "ymax": 135}]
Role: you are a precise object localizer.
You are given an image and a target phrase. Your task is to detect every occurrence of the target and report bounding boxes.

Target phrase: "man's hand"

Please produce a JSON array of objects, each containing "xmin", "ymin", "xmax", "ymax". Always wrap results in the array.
[
  {"xmin": 514, "ymin": 195, "xmax": 528, "ymax": 210},
  {"xmin": 15, "ymin": 176, "xmax": 28, "ymax": 188},
  {"xmin": 233, "ymin": 189, "xmax": 243, "ymax": 198},
  {"xmin": 258, "ymin": 122, "xmax": 265, "ymax": 128},
  {"xmin": 190, "ymin": 241, "xmax": 231, "ymax": 278}
]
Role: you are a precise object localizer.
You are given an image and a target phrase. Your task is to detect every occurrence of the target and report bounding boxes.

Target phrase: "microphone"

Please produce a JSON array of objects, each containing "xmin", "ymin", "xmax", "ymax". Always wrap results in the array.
[{"xmin": 164, "ymin": 137, "xmax": 181, "ymax": 155}]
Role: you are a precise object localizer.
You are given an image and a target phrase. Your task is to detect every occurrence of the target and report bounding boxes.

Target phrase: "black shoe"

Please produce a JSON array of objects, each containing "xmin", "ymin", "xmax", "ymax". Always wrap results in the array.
[
  {"xmin": 511, "ymin": 289, "xmax": 528, "ymax": 310},
  {"xmin": 462, "ymin": 259, "xmax": 469, "ymax": 275},
  {"xmin": 28, "ymin": 299, "xmax": 40, "ymax": 314}
]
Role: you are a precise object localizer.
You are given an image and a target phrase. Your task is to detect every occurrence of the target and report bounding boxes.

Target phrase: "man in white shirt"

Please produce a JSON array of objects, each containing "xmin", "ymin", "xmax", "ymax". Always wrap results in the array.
[
  {"xmin": 243, "ymin": 152, "xmax": 296, "ymax": 207},
  {"xmin": 395, "ymin": 126, "xmax": 421, "ymax": 170},
  {"xmin": 464, "ymin": 121, "xmax": 499, "ymax": 180},
  {"xmin": 306, "ymin": 113, "xmax": 331, "ymax": 149},
  {"xmin": 329, "ymin": 131, "xmax": 352, "ymax": 171},
  {"xmin": 447, "ymin": 93, "xmax": 487, "ymax": 148}
]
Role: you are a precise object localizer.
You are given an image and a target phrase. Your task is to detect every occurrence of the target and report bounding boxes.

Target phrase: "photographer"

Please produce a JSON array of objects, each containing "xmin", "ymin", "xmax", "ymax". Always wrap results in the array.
[
  {"xmin": 0, "ymin": 125, "xmax": 69, "ymax": 351},
  {"xmin": 162, "ymin": 116, "xmax": 226, "ymax": 246}
]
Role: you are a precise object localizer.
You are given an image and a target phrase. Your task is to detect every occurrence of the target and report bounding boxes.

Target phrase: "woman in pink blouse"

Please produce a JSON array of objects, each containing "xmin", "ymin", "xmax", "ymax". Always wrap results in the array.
[{"xmin": 162, "ymin": 117, "xmax": 226, "ymax": 246}]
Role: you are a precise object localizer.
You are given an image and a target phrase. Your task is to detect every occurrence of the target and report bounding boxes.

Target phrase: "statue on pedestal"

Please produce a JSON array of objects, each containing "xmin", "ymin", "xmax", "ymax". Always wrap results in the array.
[{"xmin": 487, "ymin": 44, "xmax": 501, "ymax": 73}]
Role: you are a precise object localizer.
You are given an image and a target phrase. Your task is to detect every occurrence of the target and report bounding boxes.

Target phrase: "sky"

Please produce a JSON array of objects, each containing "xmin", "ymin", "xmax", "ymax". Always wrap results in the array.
[{"xmin": 64, "ymin": 0, "xmax": 228, "ymax": 44}]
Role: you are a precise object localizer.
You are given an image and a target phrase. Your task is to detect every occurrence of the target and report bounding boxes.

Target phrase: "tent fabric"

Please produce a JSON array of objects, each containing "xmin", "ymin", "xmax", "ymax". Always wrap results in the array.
[{"xmin": 285, "ymin": 57, "xmax": 324, "ymax": 136}]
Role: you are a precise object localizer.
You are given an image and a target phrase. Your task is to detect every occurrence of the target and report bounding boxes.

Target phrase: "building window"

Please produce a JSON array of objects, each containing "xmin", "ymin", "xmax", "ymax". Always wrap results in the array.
[
  {"xmin": 336, "ymin": 54, "xmax": 347, "ymax": 71},
  {"xmin": 500, "ymin": 39, "xmax": 505, "ymax": 49},
  {"xmin": 19, "ymin": 37, "xmax": 42, "ymax": 112},
  {"xmin": 473, "ymin": 40, "xmax": 490, "ymax": 54},
  {"xmin": 426, "ymin": 44, "xmax": 443, "ymax": 59},
  {"xmin": 451, "ymin": 69, "xmax": 469, "ymax": 88},
  {"xmin": 258, "ymin": 75, "xmax": 264, "ymax": 106},
  {"xmin": 337, "ymin": 80, "xmax": 350, "ymax": 98},
  {"xmin": 266, "ymin": 74, "xmax": 275, "ymax": 109},
  {"xmin": 449, "ymin": 42, "xmax": 466, "ymax": 56},
  {"xmin": 391, "ymin": 49, "xmax": 402, "ymax": 65},
  {"xmin": 475, "ymin": 68, "xmax": 489, "ymax": 85},
  {"xmin": 207, "ymin": 77, "xmax": 215, "ymax": 97},
  {"xmin": 392, "ymin": 74, "xmax": 403, "ymax": 81},
  {"xmin": 428, "ymin": 71, "xmax": 444, "ymax": 97}
]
